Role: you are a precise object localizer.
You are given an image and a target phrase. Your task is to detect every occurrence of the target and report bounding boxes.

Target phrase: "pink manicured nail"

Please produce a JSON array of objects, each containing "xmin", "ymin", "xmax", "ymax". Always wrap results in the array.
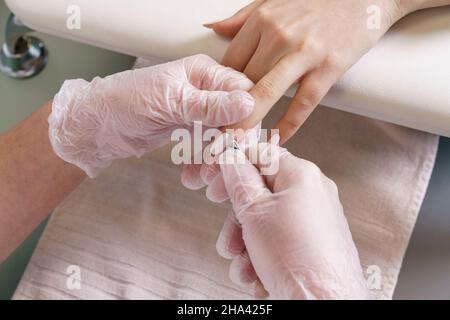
[{"xmin": 203, "ymin": 23, "xmax": 215, "ymax": 29}]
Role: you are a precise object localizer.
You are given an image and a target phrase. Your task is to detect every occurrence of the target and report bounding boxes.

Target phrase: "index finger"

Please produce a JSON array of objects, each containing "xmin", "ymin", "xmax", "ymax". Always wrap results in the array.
[{"xmin": 225, "ymin": 53, "xmax": 312, "ymax": 131}]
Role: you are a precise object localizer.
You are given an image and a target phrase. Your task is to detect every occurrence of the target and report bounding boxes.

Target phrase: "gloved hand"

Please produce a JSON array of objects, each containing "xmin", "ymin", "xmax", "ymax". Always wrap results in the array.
[
  {"xmin": 180, "ymin": 126, "xmax": 261, "ymax": 196},
  {"xmin": 48, "ymin": 54, "xmax": 254, "ymax": 177},
  {"xmin": 215, "ymin": 143, "xmax": 369, "ymax": 299}
]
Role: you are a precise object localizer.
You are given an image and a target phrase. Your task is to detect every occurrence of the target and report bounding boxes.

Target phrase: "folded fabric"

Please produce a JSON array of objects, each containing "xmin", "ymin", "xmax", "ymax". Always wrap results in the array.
[{"xmin": 13, "ymin": 59, "xmax": 438, "ymax": 300}]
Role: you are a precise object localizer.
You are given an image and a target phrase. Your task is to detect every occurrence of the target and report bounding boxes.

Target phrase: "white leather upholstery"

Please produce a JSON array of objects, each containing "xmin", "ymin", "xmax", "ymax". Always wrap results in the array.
[{"xmin": 6, "ymin": 0, "xmax": 450, "ymax": 136}]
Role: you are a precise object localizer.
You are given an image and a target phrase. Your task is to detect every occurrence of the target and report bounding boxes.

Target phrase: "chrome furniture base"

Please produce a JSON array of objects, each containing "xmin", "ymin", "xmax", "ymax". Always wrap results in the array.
[{"xmin": 0, "ymin": 14, "xmax": 48, "ymax": 79}]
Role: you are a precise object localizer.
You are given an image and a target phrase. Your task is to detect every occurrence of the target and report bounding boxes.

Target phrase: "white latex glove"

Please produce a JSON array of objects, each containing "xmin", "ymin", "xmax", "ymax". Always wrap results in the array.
[
  {"xmin": 180, "ymin": 126, "xmax": 261, "ymax": 198},
  {"xmin": 48, "ymin": 54, "xmax": 254, "ymax": 177},
  {"xmin": 216, "ymin": 143, "xmax": 369, "ymax": 299}
]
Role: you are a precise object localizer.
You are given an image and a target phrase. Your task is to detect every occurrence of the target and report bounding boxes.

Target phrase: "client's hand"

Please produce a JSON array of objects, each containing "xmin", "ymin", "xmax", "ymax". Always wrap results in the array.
[
  {"xmin": 48, "ymin": 54, "xmax": 254, "ymax": 177},
  {"xmin": 215, "ymin": 143, "xmax": 369, "ymax": 299},
  {"xmin": 207, "ymin": 0, "xmax": 414, "ymax": 143}
]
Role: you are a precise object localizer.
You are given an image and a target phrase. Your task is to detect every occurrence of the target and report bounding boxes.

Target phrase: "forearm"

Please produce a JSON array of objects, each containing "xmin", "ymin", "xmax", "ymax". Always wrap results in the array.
[
  {"xmin": 397, "ymin": 0, "xmax": 450, "ymax": 14},
  {"xmin": 0, "ymin": 101, "xmax": 85, "ymax": 262}
]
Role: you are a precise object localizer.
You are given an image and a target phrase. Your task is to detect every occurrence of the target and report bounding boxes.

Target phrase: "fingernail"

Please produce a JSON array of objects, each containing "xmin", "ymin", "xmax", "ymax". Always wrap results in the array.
[{"xmin": 203, "ymin": 23, "xmax": 215, "ymax": 29}]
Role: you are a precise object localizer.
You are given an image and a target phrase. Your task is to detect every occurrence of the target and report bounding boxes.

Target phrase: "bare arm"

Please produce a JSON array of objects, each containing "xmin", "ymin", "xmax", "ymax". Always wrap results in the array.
[
  {"xmin": 0, "ymin": 101, "xmax": 86, "ymax": 262},
  {"xmin": 402, "ymin": 0, "xmax": 450, "ymax": 11}
]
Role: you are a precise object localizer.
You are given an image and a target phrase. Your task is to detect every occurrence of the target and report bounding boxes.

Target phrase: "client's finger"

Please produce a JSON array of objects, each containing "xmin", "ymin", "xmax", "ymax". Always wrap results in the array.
[
  {"xmin": 226, "ymin": 52, "xmax": 313, "ymax": 131},
  {"xmin": 207, "ymin": 0, "xmax": 265, "ymax": 39},
  {"xmin": 275, "ymin": 67, "xmax": 339, "ymax": 144}
]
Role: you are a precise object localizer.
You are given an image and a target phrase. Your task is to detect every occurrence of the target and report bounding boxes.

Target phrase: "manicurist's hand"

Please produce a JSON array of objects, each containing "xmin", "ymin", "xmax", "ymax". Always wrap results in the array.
[
  {"xmin": 214, "ymin": 143, "xmax": 369, "ymax": 299},
  {"xmin": 206, "ymin": 0, "xmax": 420, "ymax": 143},
  {"xmin": 1, "ymin": 54, "xmax": 255, "ymax": 261},
  {"xmin": 49, "ymin": 54, "xmax": 255, "ymax": 177}
]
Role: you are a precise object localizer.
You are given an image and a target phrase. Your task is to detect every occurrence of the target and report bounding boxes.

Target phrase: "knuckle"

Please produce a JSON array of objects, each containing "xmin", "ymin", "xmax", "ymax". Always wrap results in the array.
[
  {"xmin": 253, "ymin": 8, "xmax": 295, "ymax": 46},
  {"xmin": 254, "ymin": 78, "xmax": 276, "ymax": 99},
  {"xmin": 253, "ymin": 7, "xmax": 271, "ymax": 24},
  {"xmin": 271, "ymin": 24, "xmax": 294, "ymax": 46},
  {"xmin": 300, "ymin": 37, "xmax": 323, "ymax": 54},
  {"xmin": 281, "ymin": 116, "xmax": 302, "ymax": 134},
  {"xmin": 298, "ymin": 86, "xmax": 322, "ymax": 108},
  {"xmin": 322, "ymin": 52, "xmax": 344, "ymax": 71}
]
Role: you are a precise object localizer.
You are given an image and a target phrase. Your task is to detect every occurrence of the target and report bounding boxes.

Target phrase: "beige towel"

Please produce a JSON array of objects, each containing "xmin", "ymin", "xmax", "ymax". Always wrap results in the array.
[{"xmin": 13, "ymin": 60, "xmax": 438, "ymax": 300}]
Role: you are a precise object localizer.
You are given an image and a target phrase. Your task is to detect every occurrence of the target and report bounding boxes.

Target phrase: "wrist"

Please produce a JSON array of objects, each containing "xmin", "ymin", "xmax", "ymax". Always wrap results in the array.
[{"xmin": 393, "ymin": 0, "xmax": 434, "ymax": 16}]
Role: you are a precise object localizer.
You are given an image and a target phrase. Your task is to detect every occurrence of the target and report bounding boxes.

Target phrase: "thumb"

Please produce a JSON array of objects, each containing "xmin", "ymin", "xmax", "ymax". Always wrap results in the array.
[
  {"xmin": 182, "ymin": 85, "xmax": 254, "ymax": 127},
  {"xmin": 205, "ymin": 0, "xmax": 265, "ymax": 38},
  {"xmin": 219, "ymin": 148, "xmax": 270, "ymax": 216}
]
